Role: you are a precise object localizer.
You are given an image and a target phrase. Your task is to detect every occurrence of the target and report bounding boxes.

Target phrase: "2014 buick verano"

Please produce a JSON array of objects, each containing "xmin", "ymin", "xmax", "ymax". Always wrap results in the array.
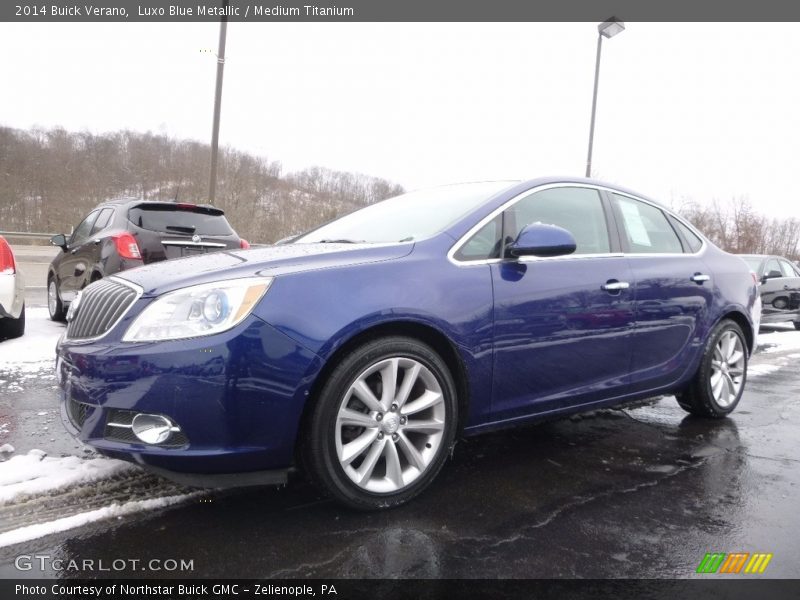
[{"xmin": 56, "ymin": 178, "xmax": 760, "ymax": 509}]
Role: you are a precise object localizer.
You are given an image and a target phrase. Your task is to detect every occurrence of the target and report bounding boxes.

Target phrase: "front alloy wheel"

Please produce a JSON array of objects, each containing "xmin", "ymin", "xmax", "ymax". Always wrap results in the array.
[
  {"xmin": 336, "ymin": 356, "xmax": 447, "ymax": 494},
  {"xmin": 305, "ymin": 337, "xmax": 458, "ymax": 509}
]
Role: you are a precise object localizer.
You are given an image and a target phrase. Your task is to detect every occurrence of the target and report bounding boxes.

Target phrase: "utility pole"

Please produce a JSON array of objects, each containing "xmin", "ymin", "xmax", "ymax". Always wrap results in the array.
[{"xmin": 208, "ymin": 0, "xmax": 229, "ymax": 203}]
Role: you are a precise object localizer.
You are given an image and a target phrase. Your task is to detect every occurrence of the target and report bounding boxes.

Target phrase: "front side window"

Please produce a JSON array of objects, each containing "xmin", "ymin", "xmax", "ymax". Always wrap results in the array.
[
  {"xmin": 454, "ymin": 215, "xmax": 503, "ymax": 261},
  {"xmin": 764, "ymin": 259, "xmax": 782, "ymax": 278},
  {"xmin": 70, "ymin": 211, "xmax": 99, "ymax": 245},
  {"xmin": 505, "ymin": 187, "xmax": 611, "ymax": 255},
  {"xmin": 779, "ymin": 259, "xmax": 799, "ymax": 278},
  {"xmin": 613, "ymin": 194, "xmax": 683, "ymax": 254}
]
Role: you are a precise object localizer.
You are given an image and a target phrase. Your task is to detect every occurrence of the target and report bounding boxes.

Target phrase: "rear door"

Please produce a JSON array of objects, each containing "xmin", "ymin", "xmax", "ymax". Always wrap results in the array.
[
  {"xmin": 126, "ymin": 204, "xmax": 240, "ymax": 263},
  {"xmin": 609, "ymin": 192, "xmax": 713, "ymax": 392}
]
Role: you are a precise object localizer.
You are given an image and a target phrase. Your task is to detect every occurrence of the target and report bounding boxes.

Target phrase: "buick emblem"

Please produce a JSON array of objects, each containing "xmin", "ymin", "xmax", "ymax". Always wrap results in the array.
[{"xmin": 192, "ymin": 234, "xmax": 201, "ymax": 243}]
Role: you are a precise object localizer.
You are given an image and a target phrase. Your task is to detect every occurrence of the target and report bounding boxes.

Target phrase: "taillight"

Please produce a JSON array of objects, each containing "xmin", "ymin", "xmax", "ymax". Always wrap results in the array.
[
  {"xmin": 0, "ymin": 237, "xmax": 16, "ymax": 274},
  {"xmin": 113, "ymin": 233, "xmax": 142, "ymax": 260},
  {"xmin": 240, "ymin": 239, "xmax": 250, "ymax": 249}
]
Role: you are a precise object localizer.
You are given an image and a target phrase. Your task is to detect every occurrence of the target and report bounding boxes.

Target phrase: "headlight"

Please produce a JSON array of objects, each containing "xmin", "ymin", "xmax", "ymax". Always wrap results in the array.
[{"xmin": 122, "ymin": 277, "xmax": 273, "ymax": 342}]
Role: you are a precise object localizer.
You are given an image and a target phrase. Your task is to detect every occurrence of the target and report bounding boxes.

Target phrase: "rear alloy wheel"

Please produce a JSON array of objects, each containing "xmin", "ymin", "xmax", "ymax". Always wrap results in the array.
[
  {"xmin": 0, "ymin": 304, "xmax": 25, "ymax": 340},
  {"xmin": 304, "ymin": 337, "xmax": 458, "ymax": 510},
  {"xmin": 677, "ymin": 319, "xmax": 747, "ymax": 418},
  {"xmin": 48, "ymin": 277, "xmax": 66, "ymax": 322}
]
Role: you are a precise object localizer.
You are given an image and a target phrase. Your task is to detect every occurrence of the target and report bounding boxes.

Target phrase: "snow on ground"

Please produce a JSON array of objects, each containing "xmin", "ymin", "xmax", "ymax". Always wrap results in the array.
[
  {"xmin": 0, "ymin": 308, "xmax": 63, "ymax": 390},
  {"xmin": 749, "ymin": 363, "xmax": 784, "ymax": 377},
  {"xmin": 0, "ymin": 492, "xmax": 202, "ymax": 548},
  {"xmin": 757, "ymin": 325, "xmax": 800, "ymax": 354},
  {"xmin": 0, "ymin": 307, "xmax": 795, "ymax": 547},
  {"xmin": 0, "ymin": 449, "xmax": 135, "ymax": 504}
]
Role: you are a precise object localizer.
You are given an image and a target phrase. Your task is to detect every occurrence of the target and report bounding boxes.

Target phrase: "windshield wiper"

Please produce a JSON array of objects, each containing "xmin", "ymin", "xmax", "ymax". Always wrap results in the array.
[
  {"xmin": 317, "ymin": 239, "xmax": 365, "ymax": 244},
  {"xmin": 166, "ymin": 225, "xmax": 196, "ymax": 234}
]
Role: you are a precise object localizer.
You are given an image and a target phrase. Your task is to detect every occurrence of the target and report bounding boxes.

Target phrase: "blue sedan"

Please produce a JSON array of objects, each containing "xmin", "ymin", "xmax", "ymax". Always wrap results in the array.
[{"xmin": 56, "ymin": 177, "xmax": 760, "ymax": 509}]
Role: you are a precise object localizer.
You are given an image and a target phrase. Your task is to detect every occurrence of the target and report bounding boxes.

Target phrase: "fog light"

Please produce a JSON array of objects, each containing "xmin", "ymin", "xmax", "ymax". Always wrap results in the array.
[{"xmin": 131, "ymin": 413, "xmax": 180, "ymax": 445}]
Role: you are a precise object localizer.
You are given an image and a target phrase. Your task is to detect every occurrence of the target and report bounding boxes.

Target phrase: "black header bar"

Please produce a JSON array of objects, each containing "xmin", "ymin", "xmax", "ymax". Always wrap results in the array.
[{"xmin": 3, "ymin": 0, "xmax": 800, "ymax": 22}]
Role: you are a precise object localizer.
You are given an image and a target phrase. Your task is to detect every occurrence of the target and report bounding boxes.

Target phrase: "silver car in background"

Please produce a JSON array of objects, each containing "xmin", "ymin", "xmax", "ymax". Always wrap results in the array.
[{"xmin": 0, "ymin": 235, "xmax": 25, "ymax": 340}]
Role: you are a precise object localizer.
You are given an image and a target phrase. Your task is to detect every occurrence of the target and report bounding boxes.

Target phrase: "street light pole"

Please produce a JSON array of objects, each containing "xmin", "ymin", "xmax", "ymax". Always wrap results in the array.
[
  {"xmin": 585, "ymin": 17, "xmax": 625, "ymax": 179},
  {"xmin": 208, "ymin": 0, "xmax": 229, "ymax": 203}
]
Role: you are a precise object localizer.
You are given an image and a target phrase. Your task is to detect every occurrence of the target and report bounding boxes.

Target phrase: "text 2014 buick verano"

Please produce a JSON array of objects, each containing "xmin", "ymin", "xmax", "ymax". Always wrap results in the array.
[{"xmin": 56, "ymin": 178, "xmax": 760, "ymax": 509}]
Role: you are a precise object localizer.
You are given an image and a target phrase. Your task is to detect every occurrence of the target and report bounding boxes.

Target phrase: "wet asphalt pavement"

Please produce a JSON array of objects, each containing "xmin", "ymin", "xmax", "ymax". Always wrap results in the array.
[{"xmin": 0, "ymin": 318, "xmax": 798, "ymax": 579}]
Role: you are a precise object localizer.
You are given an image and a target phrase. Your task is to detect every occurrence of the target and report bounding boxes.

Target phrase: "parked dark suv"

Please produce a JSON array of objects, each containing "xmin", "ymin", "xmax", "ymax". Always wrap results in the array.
[
  {"xmin": 48, "ymin": 199, "xmax": 249, "ymax": 321},
  {"xmin": 740, "ymin": 254, "xmax": 800, "ymax": 330}
]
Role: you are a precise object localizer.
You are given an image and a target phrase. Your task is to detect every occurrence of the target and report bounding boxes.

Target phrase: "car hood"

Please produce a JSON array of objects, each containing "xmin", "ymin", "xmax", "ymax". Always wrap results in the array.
[{"xmin": 115, "ymin": 242, "xmax": 414, "ymax": 296}]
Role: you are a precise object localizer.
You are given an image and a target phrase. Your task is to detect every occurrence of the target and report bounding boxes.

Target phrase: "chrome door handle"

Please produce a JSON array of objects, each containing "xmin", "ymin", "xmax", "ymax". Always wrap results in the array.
[
  {"xmin": 601, "ymin": 281, "xmax": 630, "ymax": 291},
  {"xmin": 691, "ymin": 273, "xmax": 710, "ymax": 283}
]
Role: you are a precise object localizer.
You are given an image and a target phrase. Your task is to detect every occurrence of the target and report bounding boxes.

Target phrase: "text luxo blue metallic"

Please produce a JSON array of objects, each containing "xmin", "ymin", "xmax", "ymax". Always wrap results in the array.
[{"xmin": 57, "ymin": 177, "xmax": 760, "ymax": 509}]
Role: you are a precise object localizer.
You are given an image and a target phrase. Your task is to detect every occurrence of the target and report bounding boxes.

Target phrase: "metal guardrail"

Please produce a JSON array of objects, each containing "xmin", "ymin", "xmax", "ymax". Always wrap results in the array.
[
  {"xmin": 1, "ymin": 230, "xmax": 270, "ymax": 247},
  {"xmin": 0, "ymin": 230, "xmax": 56, "ymax": 241}
]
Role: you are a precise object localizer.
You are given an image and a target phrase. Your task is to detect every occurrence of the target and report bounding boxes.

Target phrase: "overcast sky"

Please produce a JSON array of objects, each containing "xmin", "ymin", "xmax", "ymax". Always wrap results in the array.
[{"xmin": 2, "ymin": 22, "xmax": 799, "ymax": 217}]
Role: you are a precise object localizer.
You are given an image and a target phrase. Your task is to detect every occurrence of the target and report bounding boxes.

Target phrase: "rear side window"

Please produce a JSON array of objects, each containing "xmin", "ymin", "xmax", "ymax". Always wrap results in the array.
[
  {"xmin": 613, "ymin": 194, "xmax": 683, "ymax": 254},
  {"xmin": 506, "ymin": 187, "xmax": 611, "ymax": 255},
  {"xmin": 764, "ymin": 259, "xmax": 782, "ymax": 278},
  {"xmin": 91, "ymin": 208, "xmax": 114, "ymax": 234},
  {"xmin": 128, "ymin": 206, "xmax": 234, "ymax": 236},
  {"xmin": 70, "ymin": 210, "xmax": 100, "ymax": 245},
  {"xmin": 779, "ymin": 259, "xmax": 799, "ymax": 278},
  {"xmin": 669, "ymin": 216, "xmax": 704, "ymax": 253}
]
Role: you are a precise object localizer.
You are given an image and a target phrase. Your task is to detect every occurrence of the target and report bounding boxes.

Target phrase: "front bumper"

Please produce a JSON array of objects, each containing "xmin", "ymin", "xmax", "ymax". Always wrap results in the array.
[{"xmin": 57, "ymin": 314, "xmax": 322, "ymax": 479}]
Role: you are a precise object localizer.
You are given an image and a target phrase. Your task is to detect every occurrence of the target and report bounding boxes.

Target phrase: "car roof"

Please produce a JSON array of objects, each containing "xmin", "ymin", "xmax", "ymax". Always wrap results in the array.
[
  {"xmin": 95, "ymin": 197, "xmax": 222, "ymax": 211},
  {"xmin": 517, "ymin": 176, "xmax": 671, "ymax": 210}
]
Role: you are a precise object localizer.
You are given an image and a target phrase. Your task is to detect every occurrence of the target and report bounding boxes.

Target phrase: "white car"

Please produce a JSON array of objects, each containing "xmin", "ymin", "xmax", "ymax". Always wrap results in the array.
[{"xmin": 0, "ymin": 235, "xmax": 25, "ymax": 339}]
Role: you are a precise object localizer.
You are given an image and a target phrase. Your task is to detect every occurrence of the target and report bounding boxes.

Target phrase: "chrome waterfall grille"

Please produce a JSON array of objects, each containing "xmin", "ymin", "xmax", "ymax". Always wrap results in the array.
[{"xmin": 66, "ymin": 278, "xmax": 139, "ymax": 340}]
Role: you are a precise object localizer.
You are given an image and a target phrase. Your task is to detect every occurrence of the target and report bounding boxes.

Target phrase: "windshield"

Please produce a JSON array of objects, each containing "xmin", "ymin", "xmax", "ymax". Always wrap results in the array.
[
  {"xmin": 741, "ymin": 257, "xmax": 763, "ymax": 272},
  {"xmin": 293, "ymin": 181, "xmax": 515, "ymax": 244}
]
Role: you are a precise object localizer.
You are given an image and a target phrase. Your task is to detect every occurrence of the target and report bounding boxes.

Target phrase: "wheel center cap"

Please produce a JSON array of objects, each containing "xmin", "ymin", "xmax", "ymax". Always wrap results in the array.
[{"xmin": 381, "ymin": 414, "xmax": 400, "ymax": 434}]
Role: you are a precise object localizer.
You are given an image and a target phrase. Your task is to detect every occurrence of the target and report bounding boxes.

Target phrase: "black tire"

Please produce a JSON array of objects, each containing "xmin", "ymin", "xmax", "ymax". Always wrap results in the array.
[
  {"xmin": 794, "ymin": 321, "xmax": 800, "ymax": 331},
  {"xmin": 303, "ymin": 336, "xmax": 458, "ymax": 510},
  {"xmin": 676, "ymin": 319, "xmax": 748, "ymax": 418},
  {"xmin": 0, "ymin": 304, "xmax": 25, "ymax": 340},
  {"xmin": 48, "ymin": 276, "xmax": 66, "ymax": 322}
]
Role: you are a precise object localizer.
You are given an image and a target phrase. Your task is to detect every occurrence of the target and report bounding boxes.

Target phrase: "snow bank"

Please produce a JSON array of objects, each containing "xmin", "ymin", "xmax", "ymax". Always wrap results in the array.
[
  {"xmin": 0, "ymin": 449, "xmax": 135, "ymax": 504},
  {"xmin": 0, "ymin": 493, "xmax": 201, "ymax": 548}
]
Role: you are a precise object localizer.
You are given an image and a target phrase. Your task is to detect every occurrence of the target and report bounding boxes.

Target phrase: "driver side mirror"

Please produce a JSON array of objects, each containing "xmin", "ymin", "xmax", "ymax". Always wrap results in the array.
[
  {"xmin": 764, "ymin": 270, "xmax": 783, "ymax": 282},
  {"xmin": 50, "ymin": 234, "xmax": 68, "ymax": 252},
  {"xmin": 506, "ymin": 223, "xmax": 577, "ymax": 258}
]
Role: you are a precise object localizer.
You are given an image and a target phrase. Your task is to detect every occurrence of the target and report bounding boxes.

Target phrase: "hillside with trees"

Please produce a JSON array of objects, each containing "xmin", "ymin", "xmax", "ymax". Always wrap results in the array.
[
  {"xmin": 1, "ymin": 125, "xmax": 797, "ymax": 259},
  {"xmin": 0, "ymin": 126, "xmax": 404, "ymax": 244}
]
